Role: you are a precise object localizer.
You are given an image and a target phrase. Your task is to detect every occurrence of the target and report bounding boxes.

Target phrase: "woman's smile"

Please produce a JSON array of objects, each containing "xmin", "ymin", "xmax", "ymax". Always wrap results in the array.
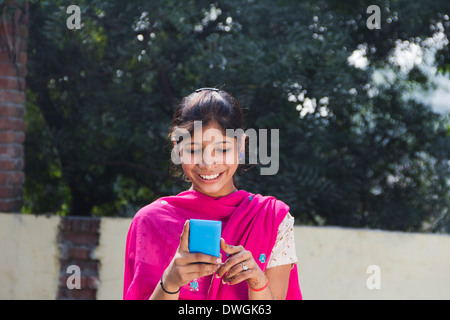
[
  {"xmin": 197, "ymin": 171, "xmax": 225, "ymax": 183},
  {"xmin": 178, "ymin": 120, "xmax": 244, "ymax": 197}
]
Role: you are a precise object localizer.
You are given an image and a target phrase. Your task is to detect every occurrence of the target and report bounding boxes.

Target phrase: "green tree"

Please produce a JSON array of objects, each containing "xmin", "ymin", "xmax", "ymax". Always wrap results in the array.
[{"xmin": 24, "ymin": 0, "xmax": 449, "ymax": 232}]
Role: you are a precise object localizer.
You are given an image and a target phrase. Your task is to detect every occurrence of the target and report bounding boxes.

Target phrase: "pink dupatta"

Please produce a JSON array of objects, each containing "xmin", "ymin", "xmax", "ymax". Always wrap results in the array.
[{"xmin": 123, "ymin": 190, "xmax": 302, "ymax": 300}]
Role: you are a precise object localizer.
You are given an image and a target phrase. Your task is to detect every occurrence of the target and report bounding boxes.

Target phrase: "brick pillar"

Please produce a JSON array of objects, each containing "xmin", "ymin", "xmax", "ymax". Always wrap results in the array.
[
  {"xmin": 57, "ymin": 217, "xmax": 101, "ymax": 300},
  {"xmin": 0, "ymin": 2, "xmax": 28, "ymax": 212}
]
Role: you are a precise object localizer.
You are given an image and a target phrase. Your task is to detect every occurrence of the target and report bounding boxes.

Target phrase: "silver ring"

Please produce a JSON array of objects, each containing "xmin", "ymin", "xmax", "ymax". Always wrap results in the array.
[{"xmin": 242, "ymin": 262, "xmax": 248, "ymax": 271}]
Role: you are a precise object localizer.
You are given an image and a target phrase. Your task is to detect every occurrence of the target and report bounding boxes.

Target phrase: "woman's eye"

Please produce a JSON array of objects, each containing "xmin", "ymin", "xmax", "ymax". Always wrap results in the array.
[
  {"xmin": 185, "ymin": 147, "xmax": 231, "ymax": 154},
  {"xmin": 217, "ymin": 148, "xmax": 231, "ymax": 153}
]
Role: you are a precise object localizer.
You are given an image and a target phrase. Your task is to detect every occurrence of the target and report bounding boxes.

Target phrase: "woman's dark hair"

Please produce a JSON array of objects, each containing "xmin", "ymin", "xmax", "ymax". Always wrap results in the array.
[{"xmin": 168, "ymin": 88, "xmax": 252, "ymax": 185}]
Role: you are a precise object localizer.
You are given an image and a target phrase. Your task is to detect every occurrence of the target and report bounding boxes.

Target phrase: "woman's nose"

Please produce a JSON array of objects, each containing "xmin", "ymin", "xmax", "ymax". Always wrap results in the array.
[{"xmin": 199, "ymin": 147, "xmax": 216, "ymax": 166}]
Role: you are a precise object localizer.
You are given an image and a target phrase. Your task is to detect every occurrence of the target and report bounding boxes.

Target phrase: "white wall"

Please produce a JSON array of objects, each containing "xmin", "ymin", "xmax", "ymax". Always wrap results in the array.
[
  {"xmin": 94, "ymin": 217, "xmax": 131, "ymax": 300},
  {"xmin": 95, "ymin": 218, "xmax": 450, "ymax": 300},
  {"xmin": 295, "ymin": 226, "xmax": 450, "ymax": 299},
  {"xmin": 1, "ymin": 213, "xmax": 450, "ymax": 299},
  {"xmin": 0, "ymin": 213, "xmax": 60, "ymax": 299}
]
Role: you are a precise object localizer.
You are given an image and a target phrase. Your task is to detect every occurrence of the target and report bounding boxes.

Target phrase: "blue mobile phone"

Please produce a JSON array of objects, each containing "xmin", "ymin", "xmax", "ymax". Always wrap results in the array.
[{"xmin": 189, "ymin": 219, "xmax": 222, "ymax": 258}]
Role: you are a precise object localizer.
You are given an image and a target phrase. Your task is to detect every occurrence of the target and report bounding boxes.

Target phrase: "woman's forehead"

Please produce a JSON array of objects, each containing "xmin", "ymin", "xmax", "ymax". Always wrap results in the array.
[
  {"xmin": 186, "ymin": 131, "xmax": 235, "ymax": 145},
  {"xmin": 192, "ymin": 122, "xmax": 234, "ymax": 139}
]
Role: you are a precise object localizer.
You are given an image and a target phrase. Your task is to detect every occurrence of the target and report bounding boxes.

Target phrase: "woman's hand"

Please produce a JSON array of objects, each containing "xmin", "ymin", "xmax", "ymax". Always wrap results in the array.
[
  {"xmin": 161, "ymin": 220, "xmax": 222, "ymax": 293},
  {"xmin": 216, "ymin": 238, "xmax": 268, "ymax": 291}
]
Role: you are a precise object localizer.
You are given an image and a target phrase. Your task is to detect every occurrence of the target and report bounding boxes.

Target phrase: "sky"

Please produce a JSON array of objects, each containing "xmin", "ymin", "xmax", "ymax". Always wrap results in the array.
[{"xmin": 348, "ymin": 23, "xmax": 450, "ymax": 116}]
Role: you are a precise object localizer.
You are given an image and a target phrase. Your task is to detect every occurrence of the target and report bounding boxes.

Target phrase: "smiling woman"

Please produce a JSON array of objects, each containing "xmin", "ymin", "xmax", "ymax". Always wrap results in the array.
[
  {"xmin": 174, "ymin": 120, "xmax": 243, "ymax": 198},
  {"xmin": 123, "ymin": 88, "xmax": 302, "ymax": 300},
  {"xmin": 192, "ymin": 130, "xmax": 237, "ymax": 195},
  {"xmin": 169, "ymin": 89, "xmax": 248, "ymax": 189},
  {"xmin": 180, "ymin": 132, "xmax": 236, "ymax": 165}
]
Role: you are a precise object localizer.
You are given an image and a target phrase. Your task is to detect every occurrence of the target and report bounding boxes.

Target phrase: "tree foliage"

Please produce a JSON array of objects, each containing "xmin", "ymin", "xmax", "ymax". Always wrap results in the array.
[{"xmin": 24, "ymin": 0, "xmax": 450, "ymax": 232}]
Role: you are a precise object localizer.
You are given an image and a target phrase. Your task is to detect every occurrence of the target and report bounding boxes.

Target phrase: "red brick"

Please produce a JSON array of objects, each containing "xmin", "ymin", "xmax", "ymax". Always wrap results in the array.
[
  {"xmin": 0, "ymin": 50, "xmax": 12, "ymax": 62},
  {"xmin": 75, "ymin": 261, "xmax": 99, "ymax": 274},
  {"xmin": 0, "ymin": 4, "xmax": 27, "ymax": 215},
  {"xmin": 0, "ymin": 171, "xmax": 24, "ymax": 185},
  {"xmin": 0, "ymin": 105, "xmax": 25, "ymax": 117},
  {"xmin": 67, "ymin": 247, "xmax": 91, "ymax": 260},
  {"xmin": 61, "ymin": 217, "xmax": 101, "ymax": 233},
  {"xmin": 60, "ymin": 260, "xmax": 99, "ymax": 275},
  {"xmin": 0, "ymin": 63, "xmax": 18, "ymax": 77},
  {"xmin": 60, "ymin": 274, "xmax": 99, "ymax": 290},
  {"xmin": 0, "ymin": 117, "xmax": 26, "ymax": 131},
  {"xmin": 18, "ymin": 40, "xmax": 27, "ymax": 54},
  {"xmin": 0, "ymin": 144, "xmax": 23, "ymax": 158},
  {"xmin": 57, "ymin": 287, "xmax": 97, "ymax": 300},
  {"xmin": 72, "ymin": 218, "xmax": 100, "ymax": 233},
  {"xmin": 0, "ymin": 159, "xmax": 23, "ymax": 171},
  {"xmin": 86, "ymin": 276, "xmax": 100, "ymax": 290},
  {"xmin": 0, "ymin": 20, "xmax": 27, "ymax": 38},
  {"xmin": 0, "ymin": 22, "xmax": 12, "ymax": 33},
  {"xmin": 0, "ymin": 199, "xmax": 22, "ymax": 212},
  {"xmin": 0, "ymin": 25, "xmax": 26, "ymax": 41},
  {"xmin": 0, "ymin": 131, "xmax": 25, "ymax": 143},
  {"xmin": 67, "ymin": 288, "xmax": 97, "ymax": 300},
  {"xmin": 18, "ymin": 24, "xmax": 29, "ymax": 39},
  {"xmin": 0, "ymin": 77, "xmax": 25, "ymax": 90},
  {"xmin": 17, "ymin": 52, "xmax": 27, "ymax": 66},
  {"xmin": 61, "ymin": 232, "xmax": 98, "ymax": 246},
  {"xmin": 57, "ymin": 217, "xmax": 102, "ymax": 300},
  {"xmin": 0, "ymin": 90, "xmax": 25, "ymax": 104},
  {"xmin": 0, "ymin": 186, "xmax": 22, "ymax": 198}
]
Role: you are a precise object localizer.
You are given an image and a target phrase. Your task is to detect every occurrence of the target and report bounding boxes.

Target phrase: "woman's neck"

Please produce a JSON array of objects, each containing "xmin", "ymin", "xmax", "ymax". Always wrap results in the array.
[{"xmin": 188, "ymin": 184, "xmax": 237, "ymax": 197}]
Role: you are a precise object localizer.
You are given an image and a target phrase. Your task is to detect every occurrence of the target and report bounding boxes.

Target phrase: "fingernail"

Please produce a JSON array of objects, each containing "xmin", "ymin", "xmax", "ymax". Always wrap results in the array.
[
  {"xmin": 222, "ymin": 279, "xmax": 227, "ymax": 285},
  {"xmin": 216, "ymin": 258, "xmax": 222, "ymax": 264},
  {"xmin": 215, "ymin": 273, "xmax": 221, "ymax": 278}
]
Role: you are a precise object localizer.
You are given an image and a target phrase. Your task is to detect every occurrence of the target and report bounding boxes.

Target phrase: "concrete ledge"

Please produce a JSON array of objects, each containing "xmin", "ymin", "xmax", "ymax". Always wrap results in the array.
[
  {"xmin": 95, "ymin": 217, "xmax": 132, "ymax": 300},
  {"xmin": 295, "ymin": 226, "xmax": 450, "ymax": 299},
  {"xmin": 1, "ymin": 213, "xmax": 450, "ymax": 299},
  {"xmin": 0, "ymin": 213, "xmax": 60, "ymax": 299}
]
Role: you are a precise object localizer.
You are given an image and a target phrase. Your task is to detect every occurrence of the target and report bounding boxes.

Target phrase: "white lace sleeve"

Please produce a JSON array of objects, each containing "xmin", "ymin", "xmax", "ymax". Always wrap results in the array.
[{"xmin": 267, "ymin": 212, "xmax": 298, "ymax": 268}]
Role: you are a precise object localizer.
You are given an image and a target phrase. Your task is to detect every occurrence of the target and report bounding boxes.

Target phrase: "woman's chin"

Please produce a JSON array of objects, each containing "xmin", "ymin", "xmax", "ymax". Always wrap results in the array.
[
  {"xmin": 196, "ymin": 184, "xmax": 225, "ymax": 197},
  {"xmin": 192, "ymin": 177, "xmax": 236, "ymax": 197}
]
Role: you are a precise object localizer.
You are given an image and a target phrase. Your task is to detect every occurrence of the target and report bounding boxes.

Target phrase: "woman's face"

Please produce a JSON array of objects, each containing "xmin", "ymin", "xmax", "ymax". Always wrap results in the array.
[{"xmin": 177, "ymin": 121, "xmax": 243, "ymax": 198}]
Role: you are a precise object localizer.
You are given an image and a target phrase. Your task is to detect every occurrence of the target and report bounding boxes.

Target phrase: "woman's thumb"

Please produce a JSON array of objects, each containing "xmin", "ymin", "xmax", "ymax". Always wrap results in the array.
[{"xmin": 179, "ymin": 220, "xmax": 190, "ymax": 252}]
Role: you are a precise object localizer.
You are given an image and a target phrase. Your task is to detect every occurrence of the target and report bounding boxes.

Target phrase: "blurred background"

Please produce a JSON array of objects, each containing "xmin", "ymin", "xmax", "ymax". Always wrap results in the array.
[
  {"xmin": 1, "ymin": 0, "xmax": 450, "ymax": 300},
  {"xmin": 19, "ymin": 0, "xmax": 449, "ymax": 233}
]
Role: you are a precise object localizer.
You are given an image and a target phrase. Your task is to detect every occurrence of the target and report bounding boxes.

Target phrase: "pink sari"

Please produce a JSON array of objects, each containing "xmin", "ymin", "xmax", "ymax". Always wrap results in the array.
[{"xmin": 123, "ymin": 189, "xmax": 302, "ymax": 300}]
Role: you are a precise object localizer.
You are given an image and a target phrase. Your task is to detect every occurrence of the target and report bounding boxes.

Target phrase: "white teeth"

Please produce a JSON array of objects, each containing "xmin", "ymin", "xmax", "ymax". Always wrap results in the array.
[{"xmin": 199, "ymin": 173, "xmax": 220, "ymax": 180}]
